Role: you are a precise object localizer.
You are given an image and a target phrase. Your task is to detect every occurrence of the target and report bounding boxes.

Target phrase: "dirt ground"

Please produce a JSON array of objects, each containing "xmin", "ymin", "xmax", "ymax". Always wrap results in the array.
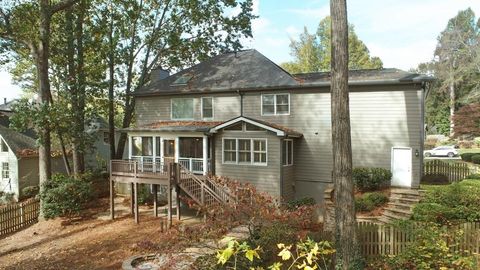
[{"xmin": 0, "ymin": 198, "xmax": 195, "ymax": 270}]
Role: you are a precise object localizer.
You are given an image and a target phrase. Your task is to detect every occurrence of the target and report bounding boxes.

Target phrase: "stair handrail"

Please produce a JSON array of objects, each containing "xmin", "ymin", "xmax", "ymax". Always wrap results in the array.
[{"xmin": 177, "ymin": 163, "xmax": 226, "ymax": 204}]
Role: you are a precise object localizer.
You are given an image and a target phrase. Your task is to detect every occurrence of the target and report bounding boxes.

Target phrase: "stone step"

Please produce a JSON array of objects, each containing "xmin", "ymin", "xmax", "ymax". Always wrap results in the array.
[
  {"xmin": 387, "ymin": 202, "xmax": 413, "ymax": 211},
  {"xmin": 390, "ymin": 188, "xmax": 420, "ymax": 195},
  {"xmin": 383, "ymin": 208, "xmax": 411, "ymax": 219},
  {"xmin": 377, "ymin": 215, "xmax": 395, "ymax": 224},
  {"xmin": 389, "ymin": 195, "xmax": 421, "ymax": 203}
]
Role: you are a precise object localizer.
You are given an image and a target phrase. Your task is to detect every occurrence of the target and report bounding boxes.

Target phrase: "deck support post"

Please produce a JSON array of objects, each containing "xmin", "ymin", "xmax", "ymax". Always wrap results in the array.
[
  {"xmin": 153, "ymin": 184, "xmax": 158, "ymax": 217},
  {"xmin": 130, "ymin": 183, "xmax": 135, "ymax": 215},
  {"xmin": 110, "ymin": 176, "xmax": 114, "ymax": 220},
  {"xmin": 134, "ymin": 182, "xmax": 139, "ymax": 224},
  {"xmin": 167, "ymin": 163, "xmax": 173, "ymax": 228},
  {"xmin": 175, "ymin": 164, "xmax": 181, "ymax": 221}
]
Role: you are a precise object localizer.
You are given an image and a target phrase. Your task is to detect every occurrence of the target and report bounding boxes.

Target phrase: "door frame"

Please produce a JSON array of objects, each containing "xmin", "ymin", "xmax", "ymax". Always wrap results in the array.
[{"xmin": 390, "ymin": 147, "xmax": 413, "ymax": 188}]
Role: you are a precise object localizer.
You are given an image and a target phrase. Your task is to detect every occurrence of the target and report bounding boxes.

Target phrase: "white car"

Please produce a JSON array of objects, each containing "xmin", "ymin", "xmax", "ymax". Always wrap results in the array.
[{"xmin": 424, "ymin": 146, "xmax": 458, "ymax": 158}]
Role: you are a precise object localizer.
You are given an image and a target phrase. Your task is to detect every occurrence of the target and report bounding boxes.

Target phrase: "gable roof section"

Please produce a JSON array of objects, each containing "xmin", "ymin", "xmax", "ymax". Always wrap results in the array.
[
  {"xmin": 0, "ymin": 123, "xmax": 37, "ymax": 157},
  {"xmin": 210, "ymin": 116, "xmax": 302, "ymax": 138},
  {"xmin": 135, "ymin": 49, "xmax": 299, "ymax": 96},
  {"xmin": 134, "ymin": 50, "xmax": 434, "ymax": 97}
]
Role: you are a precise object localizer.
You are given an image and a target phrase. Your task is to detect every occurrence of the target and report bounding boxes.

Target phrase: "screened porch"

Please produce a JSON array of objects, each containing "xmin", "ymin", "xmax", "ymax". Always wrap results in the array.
[{"xmin": 128, "ymin": 135, "xmax": 211, "ymax": 175}]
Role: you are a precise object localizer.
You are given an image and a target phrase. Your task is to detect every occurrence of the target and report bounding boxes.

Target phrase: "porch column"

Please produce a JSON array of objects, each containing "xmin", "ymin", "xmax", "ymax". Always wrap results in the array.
[
  {"xmin": 160, "ymin": 138, "xmax": 164, "ymax": 162},
  {"xmin": 128, "ymin": 135, "xmax": 132, "ymax": 159},
  {"xmin": 152, "ymin": 136, "xmax": 157, "ymax": 172},
  {"xmin": 175, "ymin": 137, "xmax": 180, "ymax": 163},
  {"xmin": 203, "ymin": 135, "xmax": 208, "ymax": 175}
]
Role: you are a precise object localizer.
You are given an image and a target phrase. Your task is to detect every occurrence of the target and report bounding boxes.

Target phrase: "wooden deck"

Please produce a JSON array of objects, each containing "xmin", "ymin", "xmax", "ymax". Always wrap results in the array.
[{"xmin": 110, "ymin": 160, "xmax": 170, "ymax": 185}]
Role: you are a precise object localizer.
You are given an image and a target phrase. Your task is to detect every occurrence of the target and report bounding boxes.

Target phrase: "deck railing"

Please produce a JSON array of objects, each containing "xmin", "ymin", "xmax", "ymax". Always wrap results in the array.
[{"xmin": 111, "ymin": 160, "xmax": 169, "ymax": 178}]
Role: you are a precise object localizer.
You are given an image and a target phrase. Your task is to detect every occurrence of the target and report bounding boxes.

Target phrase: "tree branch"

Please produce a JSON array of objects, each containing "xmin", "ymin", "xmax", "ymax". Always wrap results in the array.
[{"xmin": 51, "ymin": 0, "xmax": 80, "ymax": 14}]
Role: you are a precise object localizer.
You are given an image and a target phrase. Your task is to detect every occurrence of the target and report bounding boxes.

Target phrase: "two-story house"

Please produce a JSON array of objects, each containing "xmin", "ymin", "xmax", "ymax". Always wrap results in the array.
[{"xmin": 121, "ymin": 49, "xmax": 432, "ymax": 203}]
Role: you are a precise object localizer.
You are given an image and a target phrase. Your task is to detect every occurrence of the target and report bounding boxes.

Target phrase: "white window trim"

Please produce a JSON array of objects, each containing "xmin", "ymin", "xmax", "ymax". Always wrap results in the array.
[
  {"xmin": 201, "ymin": 97, "xmax": 214, "ymax": 120},
  {"xmin": 283, "ymin": 139, "xmax": 293, "ymax": 166},
  {"xmin": 222, "ymin": 138, "xmax": 268, "ymax": 166},
  {"xmin": 171, "ymin": 98, "xmax": 195, "ymax": 120},
  {"xmin": 2, "ymin": 162, "xmax": 9, "ymax": 179},
  {"xmin": 261, "ymin": 93, "xmax": 290, "ymax": 116}
]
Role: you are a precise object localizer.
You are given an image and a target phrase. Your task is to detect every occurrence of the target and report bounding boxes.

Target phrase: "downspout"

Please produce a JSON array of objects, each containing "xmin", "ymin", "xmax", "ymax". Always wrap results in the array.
[{"xmin": 237, "ymin": 90, "xmax": 244, "ymax": 116}]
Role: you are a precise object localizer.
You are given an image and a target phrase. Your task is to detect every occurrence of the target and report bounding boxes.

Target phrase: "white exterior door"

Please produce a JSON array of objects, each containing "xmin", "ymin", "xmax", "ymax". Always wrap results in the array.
[{"xmin": 391, "ymin": 148, "xmax": 412, "ymax": 187}]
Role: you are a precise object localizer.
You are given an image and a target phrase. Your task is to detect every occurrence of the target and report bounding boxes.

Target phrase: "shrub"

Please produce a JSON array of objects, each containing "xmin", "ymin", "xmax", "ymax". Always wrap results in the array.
[
  {"xmin": 466, "ymin": 173, "xmax": 480, "ymax": 179},
  {"xmin": 355, "ymin": 192, "xmax": 389, "ymax": 212},
  {"xmin": 471, "ymin": 154, "xmax": 480, "ymax": 164},
  {"xmin": 285, "ymin": 197, "xmax": 316, "ymax": 210},
  {"xmin": 368, "ymin": 222, "xmax": 477, "ymax": 270},
  {"xmin": 40, "ymin": 174, "xmax": 93, "ymax": 219},
  {"xmin": 412, "ymin": 180, "xmax": 480, "ymax": 224},
  {"xmin": 22, "ymin": 186, "xmax": 39, "ymax": 198},
  {"xmin": 0, "ymin": 192, "xmax": 15, "ymax": 204},
  {"xmin": 249, "ymin": 222, "xmax": 297, "ymax": 264},
  {"xmin": 137, "ymin": 184, "xmax": 153, "ymax": 205},
  {"xmin": 421, "ymin": 174, "xmax": 449, "ymax": 185},
  {"xmin": 460, "ymin": 153, "xmax": 478, "ymax": 162},
  {"xmin": 353, "ymin": 167, "xmax": 392, "ymax": 191}
]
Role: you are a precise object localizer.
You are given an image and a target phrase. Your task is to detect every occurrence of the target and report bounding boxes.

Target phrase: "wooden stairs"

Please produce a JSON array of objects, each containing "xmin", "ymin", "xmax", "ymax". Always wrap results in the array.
[{"xmin": 177, "ymin": 164, "xmax": 236, "ymax": 208}]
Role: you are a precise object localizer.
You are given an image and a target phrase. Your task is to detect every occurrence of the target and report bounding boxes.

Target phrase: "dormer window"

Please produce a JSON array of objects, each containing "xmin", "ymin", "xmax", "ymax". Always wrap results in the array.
[
  {"xmin": 172, "ymin": 74, "xmax": 193, "ymax": 85},
  {"xmin": 262, "ymin": 94, "xmax": 290, "ymax": 115}
]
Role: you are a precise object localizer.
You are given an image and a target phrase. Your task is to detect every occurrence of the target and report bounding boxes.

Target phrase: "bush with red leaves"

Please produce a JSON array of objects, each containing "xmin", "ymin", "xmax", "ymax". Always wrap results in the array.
[{"xmin": 453, "ymin": 103, "xmax": 480, "ymax": 138}]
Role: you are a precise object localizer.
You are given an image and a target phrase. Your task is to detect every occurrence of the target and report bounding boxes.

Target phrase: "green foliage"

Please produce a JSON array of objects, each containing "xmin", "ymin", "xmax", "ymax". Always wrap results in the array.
[
  {"xmin": 0, "ymin": 192, "xmax": 15, "ymax": 204},
  {"xmin": 353, "ymin": 167, "xmax": 392, "ymax": 192},
  {"xmin": 412, "ymin": 180, "xmax": 480, "ymax": 224},
  {"xmin": 281, "ymin": 16, "xmax": 382, "ymax": 73},
  {"xmin": 214, "ymin": 237, "xmax": 334, "ymax": 270},
  {"xmin": 460, "ymin": 152, "xmax": 479, "ymax": 162},
  {"xmin": 368, "ymin": 222, "xmax": 477, "ymax": 270},
  {"xmin": 471, "ymin": 154, "xmax": 480, "ymax": 164},
  {"xmin": 474, "ymin": 137, "xmax": 480, "ymax": 146},
  {"xmin": 285, "ymin": 197, "xmax": 316, "ymax": 210},
  {"xmin": 466, "ymin": 173, "xmax": 480, "ymax": 179},
  {"xmin": 355, "ymin": 192, "xmax": 389, "ymax": 212},
  {"xmin": 137, "ymin": 184, "xmax": 153, "ymax": 205},
  {"xmin": 40, "ymin": 174, "xmax": 93, "ymax": 219},
  {"xmin": 250, "ymin": 222, "xmax": 297, "ymax": 263},
  {"xmin": 22, "ymin": 186, "xmax": 39, "ymax": 198}
]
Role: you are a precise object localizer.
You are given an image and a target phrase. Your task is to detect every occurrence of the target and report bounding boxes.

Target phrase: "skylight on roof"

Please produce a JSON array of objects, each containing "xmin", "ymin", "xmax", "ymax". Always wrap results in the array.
[{"xmin": 172, "ymin": 74, "xmax": 193, "ymax": 85}]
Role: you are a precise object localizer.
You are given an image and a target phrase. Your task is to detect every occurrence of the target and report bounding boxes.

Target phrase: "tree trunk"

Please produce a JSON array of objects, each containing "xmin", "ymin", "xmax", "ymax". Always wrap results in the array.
[
  {"xmin": 72, "ymin": 0, "xmax": 86, "ymax": 175},
  {"xmin": 108, "ymin": 8, "xmax": 116, "ymax": 160},
  {"xmin": 37, "ymin": 0, "xmax": 53, "ymax": 219},
  {"xmin": 330, "ymin": 0, "xmax": 360, "ymax": 268},
  {"xmin": 449, "ymin": 80, "xmax": 455, "ymax": 137}
]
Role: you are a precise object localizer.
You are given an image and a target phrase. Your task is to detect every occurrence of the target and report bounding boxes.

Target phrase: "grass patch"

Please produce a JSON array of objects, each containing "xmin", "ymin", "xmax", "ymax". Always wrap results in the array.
[{"xmin": 458, "ymin": 148, "xmax": 480, "ymax": 154}]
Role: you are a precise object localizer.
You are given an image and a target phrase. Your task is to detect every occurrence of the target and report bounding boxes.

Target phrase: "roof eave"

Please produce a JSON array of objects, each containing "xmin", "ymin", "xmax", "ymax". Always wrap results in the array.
[{"xmin": 132, "ymin": 78, "xmax": 430, "ymax": 97}]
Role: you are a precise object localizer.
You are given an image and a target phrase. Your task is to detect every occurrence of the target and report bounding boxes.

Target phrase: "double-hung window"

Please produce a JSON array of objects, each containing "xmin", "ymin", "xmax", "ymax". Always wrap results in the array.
[
  {"xmin": 201, "ymin": 97, "xmax": 213, "ymax": 119},
  {"xmin": 262, "ymin": 94, "xmax": 290, "ymax": 115},
  {"xmin": 223, "ymin": 138, "xmax": 267, "ymax": 165},
  {"xmin": 2, "ymin": 162, "xmax": 9, "ymax": 179},
  {"xmin": 171, "ymin": 98, "xmax": 194, "ymax": 120},
  {"xmin": 282, "ymin": 140, "xmax": 293, "ymax": 166},
  {"xmin": 223, "ymin": 139, "xmax": 237, "ymax": 163}
]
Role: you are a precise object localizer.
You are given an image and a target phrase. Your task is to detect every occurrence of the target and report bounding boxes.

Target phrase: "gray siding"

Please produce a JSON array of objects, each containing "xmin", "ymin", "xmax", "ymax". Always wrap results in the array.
[
  {"xmin": 135, "ymin": 94, "xmax": 241, "ymax": 126},
  {"xmin": 241, "ymin": 85, "xmax": 423, "ymax": 202},
  {"xmin": 134, "ymin": 84, "xmax": 423, "ymax": 202},
  {"xmin": 282, "ymin": 165, "xmax": 295, "ymax": 202},
  {"xmin": 214, "ymin": 130, "xmax": 281, "ymax": 198}
]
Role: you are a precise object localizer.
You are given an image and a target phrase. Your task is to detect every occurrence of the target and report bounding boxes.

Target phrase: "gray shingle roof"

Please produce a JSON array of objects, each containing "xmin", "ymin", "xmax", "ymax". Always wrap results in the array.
[
  {"xmin": 0, "ymin": 125, "xmax": 37, "ymax": 156},
  {"xmin": 135, "ymin": 49, "xmax": 298, "ymax": 96},
  {"xmin": 134, "ymin": 49, "xmax": 433, "ymax": 97}
]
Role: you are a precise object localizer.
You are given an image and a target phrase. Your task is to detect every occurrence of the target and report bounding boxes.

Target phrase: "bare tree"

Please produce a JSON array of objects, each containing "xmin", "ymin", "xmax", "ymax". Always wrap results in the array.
[{"xmin": 330, "ymin": 0, "xmax": 360, "ymax": 268}]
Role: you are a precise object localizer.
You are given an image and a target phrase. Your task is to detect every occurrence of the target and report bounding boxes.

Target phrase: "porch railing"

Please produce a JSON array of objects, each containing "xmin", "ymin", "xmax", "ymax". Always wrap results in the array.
[{"xmin": 178, "ymin": 158, "xmax": 208, "ymax": 174}]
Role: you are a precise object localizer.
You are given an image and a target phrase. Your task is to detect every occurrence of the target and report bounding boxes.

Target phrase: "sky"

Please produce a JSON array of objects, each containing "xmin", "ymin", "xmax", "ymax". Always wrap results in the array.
[{"xmin": 1, "ymin": 0, "xmax": 480, "ymax": 101}]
